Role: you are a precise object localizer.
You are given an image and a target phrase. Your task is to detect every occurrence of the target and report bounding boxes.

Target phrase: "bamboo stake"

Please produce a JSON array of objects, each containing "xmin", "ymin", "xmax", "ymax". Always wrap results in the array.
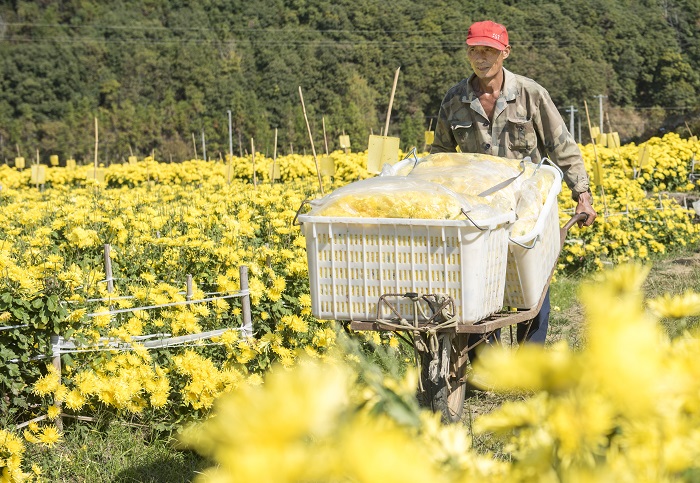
[
  {"xmin": 94, "ymin": 117, "xmax": 99, "ymax": 171},
  {"xmin": 272, "ymin": 128, "xmax": 278, "ymax": 184},
  {"xmin": 228, "ymin": 110, "xmax": 233, "ymax": 160},
  {"xmin": 298, "ymin": 86, "xmax": 324, "ymax": 194},
  {"xmin": 322, "ymin": 117, "xmax": 329, "ymax": 156},
  {"xmin": 192, "ymin": 132, "xmax": 198, "ymax": 160},
  {"xmin": 685, "ymin": 121, "xmax": 694, "ymax": 138},
  {"xmin": 128, "ymin": 144, "xmax": 134, "ymax": 157},
  {"xmin": 104, "ymin": 244, "xmax": 114, "ymax": 293},
  {"xmin": 35, "ymin": 148, "xmax": 39, "ymax": 190},
  {"xmin": 251, "ymin": 138, "xmax": 257, "ymax": 187},
  {"xmin": 605, "ymin": 111, "xmax": 625, "ymax": 167},
  {"xmin": 584, "ymin": 100, "xmax": 608, "ymax": 215},
  {"xmin": 383, "ymin": 66, "xmax": 401, "ymax": 137},
  {"xmin": 239, "ymin": 265, "xmax": 253, "ymax": 338},
  {"xmin": 50, "ymin": 335, "xmax": 63, "ymax": 431},
  {"xmin": 227, "ymin": 111, "xmax": 234, "ymax": 184}
]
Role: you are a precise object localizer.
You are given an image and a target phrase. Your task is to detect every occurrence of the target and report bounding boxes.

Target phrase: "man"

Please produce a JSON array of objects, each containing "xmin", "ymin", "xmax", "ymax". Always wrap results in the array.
[{"xmin": 431, "ymin": 20, "xmax": 597, "ymax": 349}]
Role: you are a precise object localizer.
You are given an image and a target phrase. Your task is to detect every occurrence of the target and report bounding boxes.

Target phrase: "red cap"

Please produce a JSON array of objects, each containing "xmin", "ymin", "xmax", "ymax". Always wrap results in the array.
[{"xmin": 466, "ymin": 21, "xmax": 509, "ymax": 51}]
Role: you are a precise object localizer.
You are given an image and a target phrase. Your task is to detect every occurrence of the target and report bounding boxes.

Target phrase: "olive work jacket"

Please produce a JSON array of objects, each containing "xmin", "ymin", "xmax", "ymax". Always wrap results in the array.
[{"xmin": 430, "ymin": 68, "xmax": 590, "ymax": 200}]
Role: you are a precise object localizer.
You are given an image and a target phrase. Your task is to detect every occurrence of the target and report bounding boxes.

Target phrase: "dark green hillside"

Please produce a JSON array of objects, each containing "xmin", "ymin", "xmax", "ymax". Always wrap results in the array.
[{"xmin": 0, "ymin": 0, "xmax": 698, "ymax": 162}]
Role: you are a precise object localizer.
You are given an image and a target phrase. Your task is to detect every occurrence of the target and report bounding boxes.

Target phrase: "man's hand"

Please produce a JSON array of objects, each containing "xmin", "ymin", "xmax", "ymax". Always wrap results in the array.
[{"xmin": 576, "ymin": 191, "xmax": 597, "ymax": 227}]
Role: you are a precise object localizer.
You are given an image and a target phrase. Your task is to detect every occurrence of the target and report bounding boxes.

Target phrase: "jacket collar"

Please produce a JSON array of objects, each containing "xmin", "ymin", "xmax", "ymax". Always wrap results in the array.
[{"xmin": 461, "ymin": 68, "xmax": 518, "ymax": 103}]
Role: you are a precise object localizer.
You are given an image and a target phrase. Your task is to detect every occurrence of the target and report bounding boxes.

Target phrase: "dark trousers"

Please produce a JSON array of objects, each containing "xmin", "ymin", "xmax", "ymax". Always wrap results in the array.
[{"xmin": 467, "ymin": 289, "xmax": 551, "ymax": 362}]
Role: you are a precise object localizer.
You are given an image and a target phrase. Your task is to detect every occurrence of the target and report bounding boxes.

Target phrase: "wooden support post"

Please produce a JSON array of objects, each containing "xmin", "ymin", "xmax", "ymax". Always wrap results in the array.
[
  {"xmin": 228, "ymin": 110, "xmax": 234, "ymax": 161},
  {"xmin": 201, "ymin": 129, "xmax": 207, "ymax": 161},
  {"xmin": 251, "ymin": 138, "xmax": 257, "ymax": 187},
  {"xmin": 192, "ymin": 132, "xmax": 198, "ymax": 160},
  {"xmin": 298, "ymin": 85, "xmax": 324, "ymax": 195},
  {"xmin": 50, "ymin": 334, "xmax": 63, "ymax": 431},
  {"xmin": 186, "ymin": 274, "xmax": 193, "ymax": 301},
  {"xmin": 94, "ymin": 117, "xmax": 99, "ymax": 171},
  {"xmin": 584, "ymin": 100, "xmax": 608, "ymax": 216},
  {"xmin": 272, "ymin": 127, "xmax": 278, "ymax": 184},
  {"xmin": 239, "ymin": 265, "xmax": 253, "ymax": 338},
  {"xmin": 384, "ymin": 66, "xmax": 401, "ymax": 137},
  {"xmin": 104, "ymin": 244, "xmax": 114, "ymax": 293},
  {"xmin": 322, "ymin": 116, "xmax": 329, "ymax": 156}
]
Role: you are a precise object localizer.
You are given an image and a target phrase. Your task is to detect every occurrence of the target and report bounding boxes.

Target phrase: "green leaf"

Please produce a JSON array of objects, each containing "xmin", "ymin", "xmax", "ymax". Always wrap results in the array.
[
  {"xmin": 47, "ymin": 295, "xmax": 59, "ymax": 312},
  {"xmin": 7, "ymin": 363, "xmax": 20, "ymax": 377}
]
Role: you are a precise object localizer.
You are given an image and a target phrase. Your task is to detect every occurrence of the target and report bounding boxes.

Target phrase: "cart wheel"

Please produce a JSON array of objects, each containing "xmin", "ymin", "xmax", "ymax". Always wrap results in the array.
[{"xmin": 417, "ymin": 333, "xmax": 467, "ymax": 423}]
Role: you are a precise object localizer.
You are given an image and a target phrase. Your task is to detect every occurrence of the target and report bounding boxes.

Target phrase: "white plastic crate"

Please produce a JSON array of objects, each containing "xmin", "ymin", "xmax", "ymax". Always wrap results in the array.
[
  {"xmin": 298, "ymin": 212, "xmax": 514, "ymax": 323},
  {"xmin": 503, "ymin": 165, "xmax": 562, "ymax": 309}
]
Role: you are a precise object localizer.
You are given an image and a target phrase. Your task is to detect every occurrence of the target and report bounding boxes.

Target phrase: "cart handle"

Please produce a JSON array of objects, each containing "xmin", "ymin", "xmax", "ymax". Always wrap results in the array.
[
  {"xmin": 559, "ymin": 212, "xmax": 589, "ymax": 246},
  {"xmin": 293, "ymin": 198, "xmax": 312, "ymax": 226}
]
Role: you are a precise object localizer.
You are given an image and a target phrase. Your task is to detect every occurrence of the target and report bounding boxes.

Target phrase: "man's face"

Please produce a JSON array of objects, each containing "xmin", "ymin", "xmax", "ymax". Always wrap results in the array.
[{"xmin": 466, "ymin": 45, "xmax": 511, "ymax": 81}]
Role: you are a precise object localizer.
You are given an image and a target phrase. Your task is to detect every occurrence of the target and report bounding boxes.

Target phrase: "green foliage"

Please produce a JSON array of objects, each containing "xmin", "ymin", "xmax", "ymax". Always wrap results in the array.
[
  {"xmin": 0, "ymin": 286, "xmax": 71, "ymax": 425},
  {"xmin": 0, "ymin": 0, "xmax": 698, "ymax": 163},
  {"xmin": 25, "ymin": 419, "xmax": 208, "ymax": 482}
]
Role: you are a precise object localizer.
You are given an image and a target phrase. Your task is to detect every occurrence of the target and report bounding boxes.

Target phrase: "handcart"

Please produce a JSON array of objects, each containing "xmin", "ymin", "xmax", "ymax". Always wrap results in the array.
[
  {"xmin": 342, "ymin": 212, "xmax": 586, "ymax": 422},
  {"xmin": 296, "ymin": 163, "xmax": 587, "ymax": 422}
]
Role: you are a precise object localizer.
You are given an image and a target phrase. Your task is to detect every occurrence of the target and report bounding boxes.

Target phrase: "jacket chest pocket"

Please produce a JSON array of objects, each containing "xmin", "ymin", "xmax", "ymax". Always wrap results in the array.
[
  {"xmin": 451, "ymin": 121, "xmax": 477, "ymax": 153},
  {"xmin": 507, "ymin": 118, "xmax": 537, "ymax": 154}
]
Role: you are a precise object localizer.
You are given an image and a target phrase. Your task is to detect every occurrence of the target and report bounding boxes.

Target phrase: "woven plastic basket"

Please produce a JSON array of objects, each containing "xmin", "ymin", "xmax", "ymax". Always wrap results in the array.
[
  {"xmin": 299, "ymin": 212, "xmax": 514, "ymax": 323},
  {"xmin": 503, "ymin": 165, "xmax": 562, "ymax": 309}
]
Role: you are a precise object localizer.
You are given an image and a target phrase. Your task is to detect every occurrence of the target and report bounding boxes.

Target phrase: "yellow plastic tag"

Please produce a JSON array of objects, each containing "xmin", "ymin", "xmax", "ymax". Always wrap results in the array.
[
  {"xmin": 593, "ymin": 161, "xmax": 604, "ymax": 186},
  {"xmin": 424, "ymin": 131, "xmax": 435, "ymax": 145},
  {"xmin": 339, "ymin": 135, "xmax": 350, "ymax": 149},
  {"xmin": 607, "ymin": 132, "xmax": 620, "ymax": 148},
  {"xmin": 320, "ymin": 156, "xmax": 335, "ymax": 177},
  {"xmin": 638, "ymin": 145, "xmax": 651, "ymax": 169},
  {"xmin": 14, "ymin": 157, "xmax": 25, "ymax": 169},
  {"xmin": 86, "ymin": 168, "xmax": 106, "ymax": 184},
  {"xmin": 367, "ymin": 135, "xmax": 400, "ymax": 174},
  {"xmin": 128, "ymin": 156, "xmax": 138, "ymax": 165},
  {"xmin": 269, "ymin": 162, "xmax": 281, "ymax": 181},
  {"xmin": 49, "ymin": 155, "xmax": 59, "ymax": 166},
  {"xmin": 595, "ymin": 132, "xmax": 607, "ymax": 147},
  {"xmin": 30, "ymin": 164, "xmax": 46, "ymax": 184},
  {"xmin": 66, "ymin": 159, "xmax": 76, "ymax": 170},
  {"xmin": 590, "ymin": 126, "xmax": 600, "ymax": 140}
]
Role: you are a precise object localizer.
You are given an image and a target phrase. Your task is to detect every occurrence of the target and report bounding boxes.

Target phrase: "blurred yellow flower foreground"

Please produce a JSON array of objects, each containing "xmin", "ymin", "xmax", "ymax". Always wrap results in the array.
[
  {"xmin": 474, "ymin": 263, "xmax": 700, "ymax": 481},
  {"xmin": 184, "ymin": 264, "xmax": 700, "ymax": 482},
  {"xmin": 181, "ymin": 354, "xmax": 508, "ymax": 483}
]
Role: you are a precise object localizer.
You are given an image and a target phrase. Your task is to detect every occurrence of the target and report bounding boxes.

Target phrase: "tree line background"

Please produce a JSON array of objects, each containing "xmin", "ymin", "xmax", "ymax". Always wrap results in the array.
[{"xmin": 0, "ymin": 0, "xmax": 698, "ymax": 164}]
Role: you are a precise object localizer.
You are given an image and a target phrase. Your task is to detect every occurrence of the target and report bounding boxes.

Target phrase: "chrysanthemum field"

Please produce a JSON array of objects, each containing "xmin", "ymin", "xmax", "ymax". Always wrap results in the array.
[{"xmin": 1, "ymin": 133, "xmax": 700, "ymax": 481}]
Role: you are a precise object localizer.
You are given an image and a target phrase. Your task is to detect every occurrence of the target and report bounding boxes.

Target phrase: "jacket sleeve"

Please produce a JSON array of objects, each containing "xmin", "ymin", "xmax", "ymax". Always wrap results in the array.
[
  {"xmin": 430, "ymin": 97, "xmax": 458, "ymax": 154},
  {"xmin": 534, "ymin": 91, "xmax": 591, "ymax": 200}
]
